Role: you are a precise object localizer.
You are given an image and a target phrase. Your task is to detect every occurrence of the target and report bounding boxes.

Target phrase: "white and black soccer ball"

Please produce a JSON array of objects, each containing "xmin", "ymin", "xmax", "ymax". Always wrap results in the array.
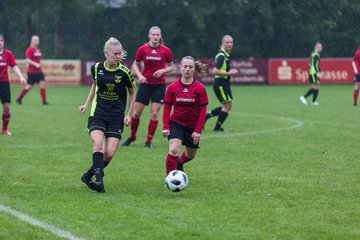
[{"xmin": 165, "ymin": 170, "xmax": 188, "ymax": 192}]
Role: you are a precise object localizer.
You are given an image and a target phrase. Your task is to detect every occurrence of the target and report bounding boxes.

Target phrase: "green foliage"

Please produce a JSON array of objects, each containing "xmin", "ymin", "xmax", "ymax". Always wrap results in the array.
[
  {"xmin": 0, "ymin": 0, "xmax": 359, "ymax": 59},
  {"xmin": 1, "ymin": 85, "xmax": 360, "ymax": 239}
]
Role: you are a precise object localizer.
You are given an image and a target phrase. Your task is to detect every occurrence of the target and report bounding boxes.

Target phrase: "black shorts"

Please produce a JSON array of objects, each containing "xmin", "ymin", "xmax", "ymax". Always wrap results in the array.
[
  {"xmin": 354, "ymin": 74, "xmax": 360, "ymax": 82},
  {"xmin": 135, "ymin": 84, "xmax": 166, "ymax": 105},
  {"xmin": 0, "ymin": 82, "xmax": 11, "ymax": 104},
  {"xmin": 87, "ymin": 116, "xmax": 124, "ymax": 139},
  {"xmin": 309, "ymin": 74, "xmax": 320, "ymax": 84},
  {"xmin": 168, "ymin": 121, "xmax": 199, "ymax": 149},
  {"xmin": 213, "ymin": 78, "xmax": 233, "ymax": 104},
  {"xmin": 28, "ymin": 73, "xmax": 45, "ymax": 85}
]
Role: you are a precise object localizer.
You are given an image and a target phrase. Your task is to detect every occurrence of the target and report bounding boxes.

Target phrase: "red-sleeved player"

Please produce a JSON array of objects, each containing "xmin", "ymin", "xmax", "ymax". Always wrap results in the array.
[
  {"xmin": 352, "ymin": 45, "xmax": 360, "ymax": 106},
  {"xmin": 16, "ymin": 35, "xmax": 48, "ymax": 105},
  {"xmin": 0, "ymin": 34, "xmax": 26, "ymax": 136},
  {"xmin": 122, "ymin": 26, "xmax": 174, "ymax": 148},
  {"xmin": 162, "ymin": 56, "xmax": 208, "ymax": 174}
]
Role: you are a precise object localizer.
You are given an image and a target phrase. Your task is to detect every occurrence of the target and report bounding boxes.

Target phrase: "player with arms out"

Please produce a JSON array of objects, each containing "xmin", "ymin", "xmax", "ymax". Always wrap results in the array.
[
  {"xmin": 79, "ymin": 37, "xmax": 136, "ymax": 193},
  {"xmin": 162, "ymin": 56, "xmax": 208, "ymax": 174},
  {"xmin": 204, "ymin": 35, "xmax": 238, "ymax": 131},
  {"xmin": 0, "ymin": 34, "xmax": 26, "ymax": 136},
  {"xmin": 122, "ymin": 26, "xmax": 173, "ymax": 148},
  {"xmin": 300, "ymin": 42, "xmax": 323, "ymax": 105},
  {"xmin": 16, "ymin": 35, "xmax": 48, "ymax": 105},
  {"xmin": 352, "ymin": 45, "xmax": 360, "ymax": 106}
]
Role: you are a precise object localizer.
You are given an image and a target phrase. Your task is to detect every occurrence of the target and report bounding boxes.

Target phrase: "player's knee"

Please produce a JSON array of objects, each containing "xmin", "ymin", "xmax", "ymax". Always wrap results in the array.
[
  {"xmin": 3, "ymin": 104, "xmax": 10, "ymax": 113},
  {"xmin": 169, "ymin": 146, "xmax": 180, "ymax": 156},
  {"xmin": 150, "ymin": 111, "xmax": 158, "ymax": 120},
  {"xmin": 133, "ymin": 111, "xmax": 141, "ymax": 119},
  {"xmin": 92, "ymin": 141, "xmax": 104, "ymax": 152}
]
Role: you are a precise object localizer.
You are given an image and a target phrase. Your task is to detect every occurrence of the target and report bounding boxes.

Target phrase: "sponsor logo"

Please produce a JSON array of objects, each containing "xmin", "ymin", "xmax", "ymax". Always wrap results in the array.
[
  {"xmin": 151, "ymin": 50, "xmax": 157, "ymax": 54},
  {"xmin": 146, "ymin": 56, "xmax": 161, "ymax": 61},
  {"xmin": 115, "ymin": 75, "xmax": 122, "ymax": 83},
  {"xmin": 106, "ymin": 83, "xmax": 115, "ymax": 92},
  {"xmin": 0, "ymin": 62, "xmax": 6, "ymax": 66},
  {"xmin": 183, "ymin": 88, "xmax": 189, "ymax": 92},
  {"xmin": 176, "ymin": 97, "xmax": 195, "ymax": 102},
  {"xmin": 277, "ymin": 61, "xmax": 292, "ymax": 80},
  {"xmin": 98, "ymin": 70, "xmax": 104, "ymax": 75}
]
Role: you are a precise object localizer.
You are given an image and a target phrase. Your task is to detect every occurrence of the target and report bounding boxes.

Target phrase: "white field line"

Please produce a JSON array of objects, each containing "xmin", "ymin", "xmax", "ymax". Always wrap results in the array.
[
  {"xmin": 0, "ymin": 204, "xmax": 85, "ymax": 240},
  {"xmin": 203, "ymin": 113, "xmax": 304, "ymax": 139}
]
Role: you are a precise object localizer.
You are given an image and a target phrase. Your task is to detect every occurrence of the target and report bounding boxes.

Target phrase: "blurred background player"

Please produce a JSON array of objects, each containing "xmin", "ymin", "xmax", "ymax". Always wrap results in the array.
[
  {"xmin": 16, "ymin": 35, "xmax": 48, "ymax": 105},
  {"xmin": 78, "ymin": 37, "xmax": 136, "ymax": 192},
  {"xmin": 300, "ymin": 42, "xmax": 323, "ymax": 105},
  {"xmin": 162, "ymin": 56, "xmax": 208, "ymax": 174},
  {"xmin": 122, "ymin": 26, "xmax": 173, "ymax": 148},
  {"xmin": 205, "ymin": 35, "xmax": 238, "ymax": 131},
  {"xmin": 0, "ymin": 34, "xmax": 26, "ymax": 136},
  {"xmin": 352, "ymin": 45, "xmax": 360, "ymax": 106}
]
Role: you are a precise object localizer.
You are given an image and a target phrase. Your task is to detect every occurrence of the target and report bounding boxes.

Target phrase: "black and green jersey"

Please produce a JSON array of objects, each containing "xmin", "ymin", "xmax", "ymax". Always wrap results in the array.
[
  {"xmin": 90, "ymin": 62, "xmax": 136, "ymax": 118},
  {"xmin": 309, "ymin": 51, "xmax": 321, "ymax": 75},
  {"xmin": 214, "ymin": 48, "xmax": 231, "ymax": 80}
]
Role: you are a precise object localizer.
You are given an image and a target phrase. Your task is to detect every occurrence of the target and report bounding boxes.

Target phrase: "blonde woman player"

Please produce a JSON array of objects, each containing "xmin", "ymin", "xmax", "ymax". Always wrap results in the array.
[
  {"xmin": 0, "ymin": 34, "xmax": 26, "ymax": 136},
  {"xmin": 79, "ymin": 37, "xmax": 136, "ymax": 193},
  {"xmin": 122, "ymin": 26, "xmax": 173, "ymax": 148}
]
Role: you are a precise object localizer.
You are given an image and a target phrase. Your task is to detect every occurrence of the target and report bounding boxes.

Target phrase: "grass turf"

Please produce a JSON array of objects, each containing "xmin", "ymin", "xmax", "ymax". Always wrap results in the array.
[{"xmin": 0, "ymin": 84, "xmax": 359, "ymax": 239}]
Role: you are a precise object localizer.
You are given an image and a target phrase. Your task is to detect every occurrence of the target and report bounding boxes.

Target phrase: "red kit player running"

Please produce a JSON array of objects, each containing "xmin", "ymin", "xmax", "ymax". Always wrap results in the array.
[
  {"xmin": 352, "ymin": 46, "xmax": 360, "ymax": 106},
  {"xmin": 17, "ymin": 35, "xmax": 48, "ymax": 105},
  {"xmin": 162, "ymin": 56, "xmax": 208, "ymax": 174},
  {"xmin": 122, "ymin": 26, "xmax": 174, "ymax": 148},
  {"xmin": 0, "ymin": 34, "xmax": 26, "ymax": 136}
]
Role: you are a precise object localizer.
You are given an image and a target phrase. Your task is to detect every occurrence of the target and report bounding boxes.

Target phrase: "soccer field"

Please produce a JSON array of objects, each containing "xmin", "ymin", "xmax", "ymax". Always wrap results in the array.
[{"xmin": 1, "ymin": 84, "xmax": 359, "ymax": 240}]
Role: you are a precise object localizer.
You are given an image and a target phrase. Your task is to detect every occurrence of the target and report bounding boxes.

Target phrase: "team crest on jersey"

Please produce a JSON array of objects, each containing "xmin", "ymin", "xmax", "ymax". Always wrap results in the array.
[
  {"xmin": 115, "ymin": 75, "xmax": 122, "ymax": 83},
  {"xmin": 106, "ymin": 83, "xmax": 115, "ymax": 92},
  {"xmin": 183, "ymin": 88, "xmax": 189, "ymax": 93},
  {"xmin": 151, "ymin": 50, "xmax": 157, "ymax": 54}
]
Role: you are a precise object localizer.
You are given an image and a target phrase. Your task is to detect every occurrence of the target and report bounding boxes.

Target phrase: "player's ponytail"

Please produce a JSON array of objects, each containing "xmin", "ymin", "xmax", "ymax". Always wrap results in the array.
[
  {"xmin": 181, "ymin": 56, "xmax": 207, "ymax": 78},
  {"xmin": 104, "ymin": 37, "xmax": 127, "ymax": 61}
]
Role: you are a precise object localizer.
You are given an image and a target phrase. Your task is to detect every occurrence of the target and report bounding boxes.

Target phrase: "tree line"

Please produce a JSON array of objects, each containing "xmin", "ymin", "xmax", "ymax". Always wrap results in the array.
[{"xmin": 1, "ymin": 0, "xmax": 359, "ymax": 60}]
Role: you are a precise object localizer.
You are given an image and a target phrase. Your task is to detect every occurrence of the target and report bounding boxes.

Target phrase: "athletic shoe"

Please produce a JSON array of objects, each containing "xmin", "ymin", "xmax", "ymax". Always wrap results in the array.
[
  {"xmin": 213, "ymin": 127, "xmax": 225, "ymax": 132},
  {"xmin": 176, "ymin": 155, "xmax": 184, "ymax": 171},
  {"xmin": 144, "ymin": 142, "xmax": 152, "ymax": 148},
  {"xmin": 89, "ymin": 181, "xmax": 105, "ymax": 193},
  {"xmin": 354, "ymin": 103, "xmax": 357, "ymax": 106},
  {"xmin": 121, "ymin": 137, "xmax": 136, "ymax": 146},
  {"xmin": 43, "ymin": 102, "xmax": 49, "ymax": 105},
  {"xmin": 16, "ymin": 99, "xmax": 22, "ymax": 105},
  {"xmin": 1, "ymin": 130, "xmax": 12, "ymax": 136},
  {"xmin": 300, "ymin": 96, "xmax": 307, "ymax": 105},
  {"xmin": 81, "ymin": 173, "xmax": 92, "ymax": 187},
  {"xmin": 311, "ymin": 101, "xmax": 319, "ymax": 106}
]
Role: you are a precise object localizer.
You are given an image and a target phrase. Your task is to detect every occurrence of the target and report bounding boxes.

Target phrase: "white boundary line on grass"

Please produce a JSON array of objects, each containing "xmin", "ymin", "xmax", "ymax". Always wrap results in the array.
[
  {"xmin": 203, "ymin": 113, "xmax": 304, "ymax": 139},
  {"xmin": 0, "ymin": 204, "xmax": 85, "ymax": 240}
]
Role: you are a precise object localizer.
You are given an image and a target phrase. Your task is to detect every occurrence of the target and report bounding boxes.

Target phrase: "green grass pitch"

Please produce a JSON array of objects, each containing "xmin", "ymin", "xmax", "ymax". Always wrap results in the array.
[{"xmin": 1, "ymin": 84, "xmax": 359, "ymax": 239}]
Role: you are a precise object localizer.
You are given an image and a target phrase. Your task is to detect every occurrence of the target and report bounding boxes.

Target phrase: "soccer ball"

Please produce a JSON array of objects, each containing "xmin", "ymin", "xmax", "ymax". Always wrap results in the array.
[{"xmin": 165, "ymin": 170, "xmax": 188, "ymax": 192}]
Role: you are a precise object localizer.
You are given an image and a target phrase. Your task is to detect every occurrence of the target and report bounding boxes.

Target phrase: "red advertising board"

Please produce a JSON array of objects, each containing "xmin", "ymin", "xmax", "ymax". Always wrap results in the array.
[{"xmin": 269, "ymin": 58, "xmax": 353, "ymax": 84}]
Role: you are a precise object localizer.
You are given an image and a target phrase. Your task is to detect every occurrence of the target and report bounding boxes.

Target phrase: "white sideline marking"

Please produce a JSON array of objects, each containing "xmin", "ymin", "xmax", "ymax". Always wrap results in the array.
[
  {"xmin": 203, "ymin": 113, "xmax": 304, "ymax": 139},
  {"xmin": 0, "ymin": 204, "xmax": 85, "ymax": 240}
]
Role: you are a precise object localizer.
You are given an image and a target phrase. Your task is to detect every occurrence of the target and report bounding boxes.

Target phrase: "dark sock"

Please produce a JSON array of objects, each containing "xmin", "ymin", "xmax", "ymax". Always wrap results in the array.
[
  {"xmin": 354, "ymin": 90, "xmax": 359, "ymax": 104},
  {"xmin": 215, "ymin": 111, "xmax": 228, "ymax": 129},
  {"xmin": 209, "ymin": 107, "xmax": 222, "ymax": 117},
  {"xmin": 312, "ymin": 89, "xmax": 319, "ymax": 102},
  {"xmin": 85, "ymin": 160, "xmax": 109, "ymax": 179},
  {"xmin": 93, "ymin": 152, "xmax": 104, "ymax": 181},
  {"xmin": 304, "ymin": 88, "xmax": 314, "ymax": 98}
]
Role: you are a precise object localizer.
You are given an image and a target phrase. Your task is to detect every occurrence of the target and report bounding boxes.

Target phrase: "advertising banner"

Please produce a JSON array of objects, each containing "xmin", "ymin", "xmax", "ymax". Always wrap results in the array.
[
  {"xmin": 9, "ymin": 59, "xmax": 81, "ymax": 86},
  {"xmin": 269, "ymin": 58, "xmax": 353, "ymax": 84}
]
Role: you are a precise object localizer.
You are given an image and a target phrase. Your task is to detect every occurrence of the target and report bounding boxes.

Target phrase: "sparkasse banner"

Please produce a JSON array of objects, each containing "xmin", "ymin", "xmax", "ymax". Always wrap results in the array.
[{"xmin": 269, "ymin": 58, "xmax": 353, "ymax": 84}]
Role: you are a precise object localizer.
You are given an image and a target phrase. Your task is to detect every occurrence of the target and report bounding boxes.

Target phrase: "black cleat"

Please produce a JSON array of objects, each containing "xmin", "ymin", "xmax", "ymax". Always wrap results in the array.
[
  {"xmin": 43, "ymin": 102, "xmax": 49, "ymax": 105},
  {"xmin": 16, "ymin": 99, "xmax": 22, "ymax": 105},
  {"xmin": 176, "ymin": 162, "xmax": 184, "ymax": 171},
  {"xmin": 81, "ymin": 173, "xmax": 92, "ymax": 187},
  {"xmin": 121, "ymin": 137, "xmax": 136, "ymax": 146},
  {"xmin": 89, "ymin": 181, "xmax": 105, "ymax": 193},
  {"xmin": 354, "ymin": 103, "xmax": 357, "ymax": 106},
  {"xmin": 213, "ymin": 127, "xmax": 225, "ymax": 132},
  {"xmin": 144, "ymin": 142, "xmax": 152, "ymax": 148}
]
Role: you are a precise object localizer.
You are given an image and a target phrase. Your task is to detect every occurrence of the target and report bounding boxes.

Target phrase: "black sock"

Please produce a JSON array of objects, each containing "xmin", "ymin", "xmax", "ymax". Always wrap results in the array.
[
  {"xmin": 304, "ymin": 88, "xmax": 313, "ymax": 98},
  {"xmin": 84, "ymin": 160, "xmax": 108, "ymax": 179},
  {"xmin": 208, "ymin": 107, "xmax": 222, "ymax": 118},
  {"xmin": 103, "ymin": 161, "xmax": 109, "ymax": 169},
  {"xmin": 312, "ymin": 89, "xmax": 319, "ymax": 102},
  {"xmin": 215, "ymin": 111, "xmax": 228, "ymax": 129},
  {"xmin": 93, "ymin": 152, "xmax": 104, "ymax": 181}
]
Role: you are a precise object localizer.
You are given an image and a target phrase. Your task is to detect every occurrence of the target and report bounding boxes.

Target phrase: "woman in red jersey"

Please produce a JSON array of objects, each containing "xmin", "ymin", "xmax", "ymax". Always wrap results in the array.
[
  {"xmin": 162, "ymin": 56, "xmax": 208, "ymax": 174},
  {"xmin": 0, "ymin": 34, "xmax": 26, "ymax": 136},
  {"xmin": 352, "ymin": 45, "xmax": 360, "ymax": 106},
  {"xmin": 122, "ymin": 26, "xmax": 174, "ymax": 148},
  {"xmin": 16, "ymin": 35, "xmax": 48, "ymax": 105}
]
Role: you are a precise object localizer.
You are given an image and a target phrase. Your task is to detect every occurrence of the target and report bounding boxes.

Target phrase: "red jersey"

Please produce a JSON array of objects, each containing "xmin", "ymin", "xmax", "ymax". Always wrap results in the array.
[
  {"xmin": 0, "ymin": 49, "xmax": 17, "ymax": 82},
  {"xmin": 26, "ymin": 47, "xmax": 42, "ymax": 73},
  {"xmin": 163, "ymin": 79, "xmax": 208, "ymax": 133},
  {"xmin": 135, "ymin": 44, "xmax": 173, "ymax": 84},
  {"xmin": 353, "ymin": 50, "xmax": 360, "ymax": 73}
]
